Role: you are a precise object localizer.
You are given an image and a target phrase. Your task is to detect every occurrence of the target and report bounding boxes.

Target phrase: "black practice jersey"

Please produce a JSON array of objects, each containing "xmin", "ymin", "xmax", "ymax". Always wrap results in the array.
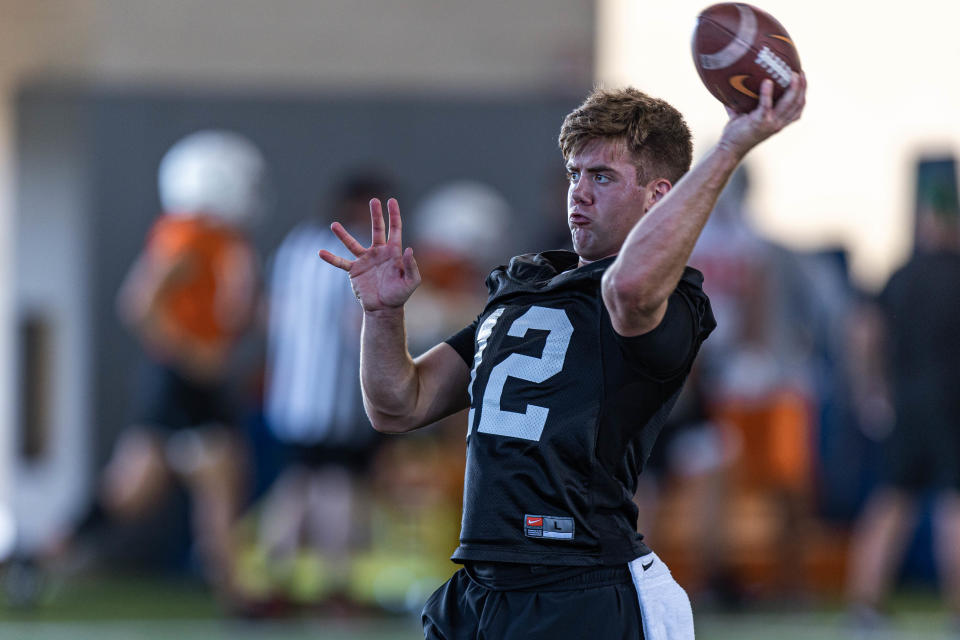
[{"xmin": 445, "ymin": 251, "xmax": 715, "ymax": 566}]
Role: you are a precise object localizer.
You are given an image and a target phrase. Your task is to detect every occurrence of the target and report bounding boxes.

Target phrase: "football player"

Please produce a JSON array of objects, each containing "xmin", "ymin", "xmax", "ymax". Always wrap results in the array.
[
  {"xmin": 320, "ymin": 74, "xmax": 805, "ymax": 639},
  {"xmin": 107, "ymin": 131, "xmax": 262, "ymax": 602}
]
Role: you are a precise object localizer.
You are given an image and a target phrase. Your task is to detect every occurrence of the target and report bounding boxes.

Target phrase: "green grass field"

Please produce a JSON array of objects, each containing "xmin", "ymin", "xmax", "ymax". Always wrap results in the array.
[{"xmin": 1, "ymin": 573, "xmax": 954, "ymax": 639}]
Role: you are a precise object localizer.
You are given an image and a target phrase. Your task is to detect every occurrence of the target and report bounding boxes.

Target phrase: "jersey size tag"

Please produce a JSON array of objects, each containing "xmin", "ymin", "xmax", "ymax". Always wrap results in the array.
[{"xmin": 524, "ymin": 514, "xmax": 575, "ymax": 540}]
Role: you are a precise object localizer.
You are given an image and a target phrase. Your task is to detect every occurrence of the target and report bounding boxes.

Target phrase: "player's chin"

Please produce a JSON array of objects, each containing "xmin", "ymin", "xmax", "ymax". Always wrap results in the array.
[
  {"xmin": 571, "ymin": 238, "xmax": 608, "ymax": 264},
  {"xmin": 571, "ymin": 227, "xmax": 593, "ymax": 254}
]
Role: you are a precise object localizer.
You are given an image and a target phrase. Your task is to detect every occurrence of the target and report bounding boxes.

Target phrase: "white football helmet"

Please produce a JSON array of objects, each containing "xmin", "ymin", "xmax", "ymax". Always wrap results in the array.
[
  {"xmin": 415, "ymin": 180, "xmax": 511, "ymax": 266},
  {"xmin": 158, "ymin": 130, "xmax": 268, "ymax": 225}
]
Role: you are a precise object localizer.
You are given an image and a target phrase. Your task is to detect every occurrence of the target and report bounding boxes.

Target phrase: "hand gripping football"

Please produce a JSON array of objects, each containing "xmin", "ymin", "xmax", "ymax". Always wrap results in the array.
[{"xmin": 691, "ymin": 3, "xmax": 802, "ymax": 113}]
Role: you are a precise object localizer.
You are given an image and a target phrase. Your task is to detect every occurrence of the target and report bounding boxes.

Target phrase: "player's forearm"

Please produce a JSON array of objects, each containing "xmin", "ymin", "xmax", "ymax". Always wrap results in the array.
[
  {"xmin": 359, "ymin": 307, "xmax": 421, "ymax": 432},
  {"xmin": 605, "ymin": 144, "xmax": 742, "ymax": 320}
]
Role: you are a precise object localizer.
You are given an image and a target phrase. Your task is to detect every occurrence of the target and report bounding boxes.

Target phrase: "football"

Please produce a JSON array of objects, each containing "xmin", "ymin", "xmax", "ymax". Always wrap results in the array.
[{"xmin": 691, "ymin": 3, "xmax": 802, "ymax": 113}]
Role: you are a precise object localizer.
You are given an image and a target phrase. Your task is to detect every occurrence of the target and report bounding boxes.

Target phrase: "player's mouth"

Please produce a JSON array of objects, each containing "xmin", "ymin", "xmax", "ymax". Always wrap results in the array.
[{"xmin": 569, "ymin": 212, "xmax": 590, "ymax": 225}]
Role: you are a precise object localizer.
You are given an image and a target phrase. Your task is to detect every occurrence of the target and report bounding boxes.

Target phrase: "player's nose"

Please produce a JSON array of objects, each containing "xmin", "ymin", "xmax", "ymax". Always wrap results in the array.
[{"xmin": 570, "ymin": 177, "xmax": 591, "ymax": 204}]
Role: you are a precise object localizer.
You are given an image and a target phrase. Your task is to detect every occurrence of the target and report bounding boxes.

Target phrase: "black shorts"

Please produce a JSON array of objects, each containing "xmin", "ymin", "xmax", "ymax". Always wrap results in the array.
[
  {"xmin": 279, "ymin": 439, "xmax": 381, "ymax": 473},
  {"xmin": 132, "ymin": 360, "xmax": 235, "ymax": 431},
  {"xmin": 882, "ymin": 406, "xmax": 960, "ymax": 492},
  {"xmin": 422, "ymin": 563, "xmax": 643, "ymax": 640}
]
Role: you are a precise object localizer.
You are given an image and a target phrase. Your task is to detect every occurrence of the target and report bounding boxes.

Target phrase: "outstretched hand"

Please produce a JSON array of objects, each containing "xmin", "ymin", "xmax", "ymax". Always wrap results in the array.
[
  {"xmin": 718, "ymin": 71, "xmax": 806, "ymax": 159},
  {"xmin": 319, "ymin": 198, "xmax": 421, "ymax": 313}
]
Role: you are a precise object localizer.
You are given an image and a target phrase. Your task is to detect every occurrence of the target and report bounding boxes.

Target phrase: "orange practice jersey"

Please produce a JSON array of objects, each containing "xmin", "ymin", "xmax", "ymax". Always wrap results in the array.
[{"xmin": 146, "ymin": 214, "xmax": 250, "ymax": 346}]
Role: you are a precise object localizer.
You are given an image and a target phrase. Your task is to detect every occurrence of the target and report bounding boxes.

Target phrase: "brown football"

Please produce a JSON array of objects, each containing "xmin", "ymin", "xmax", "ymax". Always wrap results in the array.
[{"xmin": 692, "ymin": 3, "xmax": 802, "ymax": 113}]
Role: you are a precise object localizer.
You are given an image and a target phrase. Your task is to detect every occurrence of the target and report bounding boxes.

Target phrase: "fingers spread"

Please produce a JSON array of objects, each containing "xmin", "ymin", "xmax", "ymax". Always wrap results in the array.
[
  {"xmin": 331, "ymin": 222, "xmax": 366, "ymax": 256},
  {"xmin": 387, "ymin": 198, "xmax": 403, "ymax": 248},
  {"xmin": 318, "ymin": 249, "xmax": 353, "ymax": 272},
  {"xmin": 370, "ymin": 198, "xmax": 387, "ymax": 246}
]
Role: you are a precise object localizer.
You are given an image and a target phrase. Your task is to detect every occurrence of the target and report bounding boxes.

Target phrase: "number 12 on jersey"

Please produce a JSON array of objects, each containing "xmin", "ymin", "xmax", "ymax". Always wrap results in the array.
[{"xmin": 466, "ymin": 305, "xmax": 574, "ymax": 442}]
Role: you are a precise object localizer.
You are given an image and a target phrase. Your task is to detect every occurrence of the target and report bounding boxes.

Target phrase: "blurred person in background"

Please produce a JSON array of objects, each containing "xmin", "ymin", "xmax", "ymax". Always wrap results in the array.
[
  {"xmin": 846, "ymin": 156, "xmax": 960, "ymax": 633},
  {"xmin": 239, "ymin": 174, "xmax": 390, "ymax": 611},
  {"xmin": 686, "ymin": 164, "xmax": 819, "ymax": 600},
  {"xmin": 404, "ymin": 180, "xmax": 511, "ymax": 355},
  {"xmin": 68, "ymin": 131, "xmax": 264, "ymax": 604},
  {"xmin": 319, "ymin": 74, "xmax": 805, "ymax": 639}
]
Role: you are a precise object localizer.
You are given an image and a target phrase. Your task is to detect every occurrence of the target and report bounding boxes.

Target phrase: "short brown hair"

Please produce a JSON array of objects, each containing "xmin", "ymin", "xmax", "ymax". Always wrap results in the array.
[{"xmin": 558, "ymin": 87, "xmax": 693, "ymax": 185}]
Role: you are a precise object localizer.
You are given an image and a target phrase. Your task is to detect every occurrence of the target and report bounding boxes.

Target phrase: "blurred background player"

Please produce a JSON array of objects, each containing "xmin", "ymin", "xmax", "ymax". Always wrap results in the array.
[
  {"xmin": 690, "ymin": 164, "xmax": 816, "ymax": 600},
  {"xmin": 73, "ymin": 130, "xmax": 265, "ymax": 603},
  {"xmin": 239, "ymin": 173, "xmax": 390, "ymax": 609},
  {"xmin": 404, "ymin": 180, "xmax": 511, "ymax": 355},
  {"xmin": 846, "ymin": 156, "xmax": 960, "ymax": 632}
]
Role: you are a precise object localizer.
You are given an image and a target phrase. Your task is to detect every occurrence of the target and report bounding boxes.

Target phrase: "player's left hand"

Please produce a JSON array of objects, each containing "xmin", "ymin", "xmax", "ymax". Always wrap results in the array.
[
  {"xmin": 319, "ymin": 198, "xmax": 422, "ymax": 313},
  {"xmin": 718, "ymin": 71, "xmax": 806, "ymax": 158}
]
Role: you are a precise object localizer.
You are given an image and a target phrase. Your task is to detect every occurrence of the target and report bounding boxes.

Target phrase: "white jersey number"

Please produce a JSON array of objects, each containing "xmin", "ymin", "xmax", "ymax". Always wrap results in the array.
[{"xmin": 467, "ymin": 306, "xmax": 573, "ymax": 442}]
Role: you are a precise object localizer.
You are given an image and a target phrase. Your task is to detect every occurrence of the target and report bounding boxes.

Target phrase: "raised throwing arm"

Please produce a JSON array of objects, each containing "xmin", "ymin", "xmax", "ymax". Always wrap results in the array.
[{"xmin": 603, "ymin": 73, "xmax": 806, "ymax": 336}]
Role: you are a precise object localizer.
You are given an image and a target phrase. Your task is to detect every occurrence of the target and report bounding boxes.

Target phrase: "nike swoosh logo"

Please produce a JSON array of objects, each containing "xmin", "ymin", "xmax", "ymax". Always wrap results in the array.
[
  {"xmin": 769, "ymin": 34, "xmax": 794, "ymax": 46},
  {"xmin": 642, "ymin": 560, "xmax": 654, "ymax": 571},
  {"xmin": 729, "ymin": 75, "xmax": 758, "ymax": 98}
]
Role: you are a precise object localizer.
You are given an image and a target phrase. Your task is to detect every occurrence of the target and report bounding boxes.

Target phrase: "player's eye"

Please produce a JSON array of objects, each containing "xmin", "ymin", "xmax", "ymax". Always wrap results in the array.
[
  {"xmin": 567, "ymin": 171, "xmax": 579, "ymax": 183},
  {"xmin": 594, "ymin": 174, "xmax": 610, "ymax": 184}
]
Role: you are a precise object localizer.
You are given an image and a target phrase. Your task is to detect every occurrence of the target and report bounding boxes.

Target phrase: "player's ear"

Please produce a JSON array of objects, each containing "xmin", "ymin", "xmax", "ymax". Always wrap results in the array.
[{"xmin": 644, "ymin": 178, "xmax": 672, "ymax": 212}]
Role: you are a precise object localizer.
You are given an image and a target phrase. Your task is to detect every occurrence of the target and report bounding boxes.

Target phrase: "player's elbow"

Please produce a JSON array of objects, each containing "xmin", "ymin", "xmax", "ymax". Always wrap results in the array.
[
  {"xmin": 364, "ymin": 406, "xmax": 419, "ymax": 434},
  {"xmin": 602, "ymin": 269, "xmax": 663, "ymax": 316},
  {"xmin": 601, "ymin": 269, "xmax": 667, "ymax": 335}
]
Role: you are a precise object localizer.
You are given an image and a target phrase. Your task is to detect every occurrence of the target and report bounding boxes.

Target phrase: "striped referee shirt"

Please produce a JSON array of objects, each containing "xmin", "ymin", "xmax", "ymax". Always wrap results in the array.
[{"xmin": 265, "ymin": 221, "xmax": 370, "ymax": 447}]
